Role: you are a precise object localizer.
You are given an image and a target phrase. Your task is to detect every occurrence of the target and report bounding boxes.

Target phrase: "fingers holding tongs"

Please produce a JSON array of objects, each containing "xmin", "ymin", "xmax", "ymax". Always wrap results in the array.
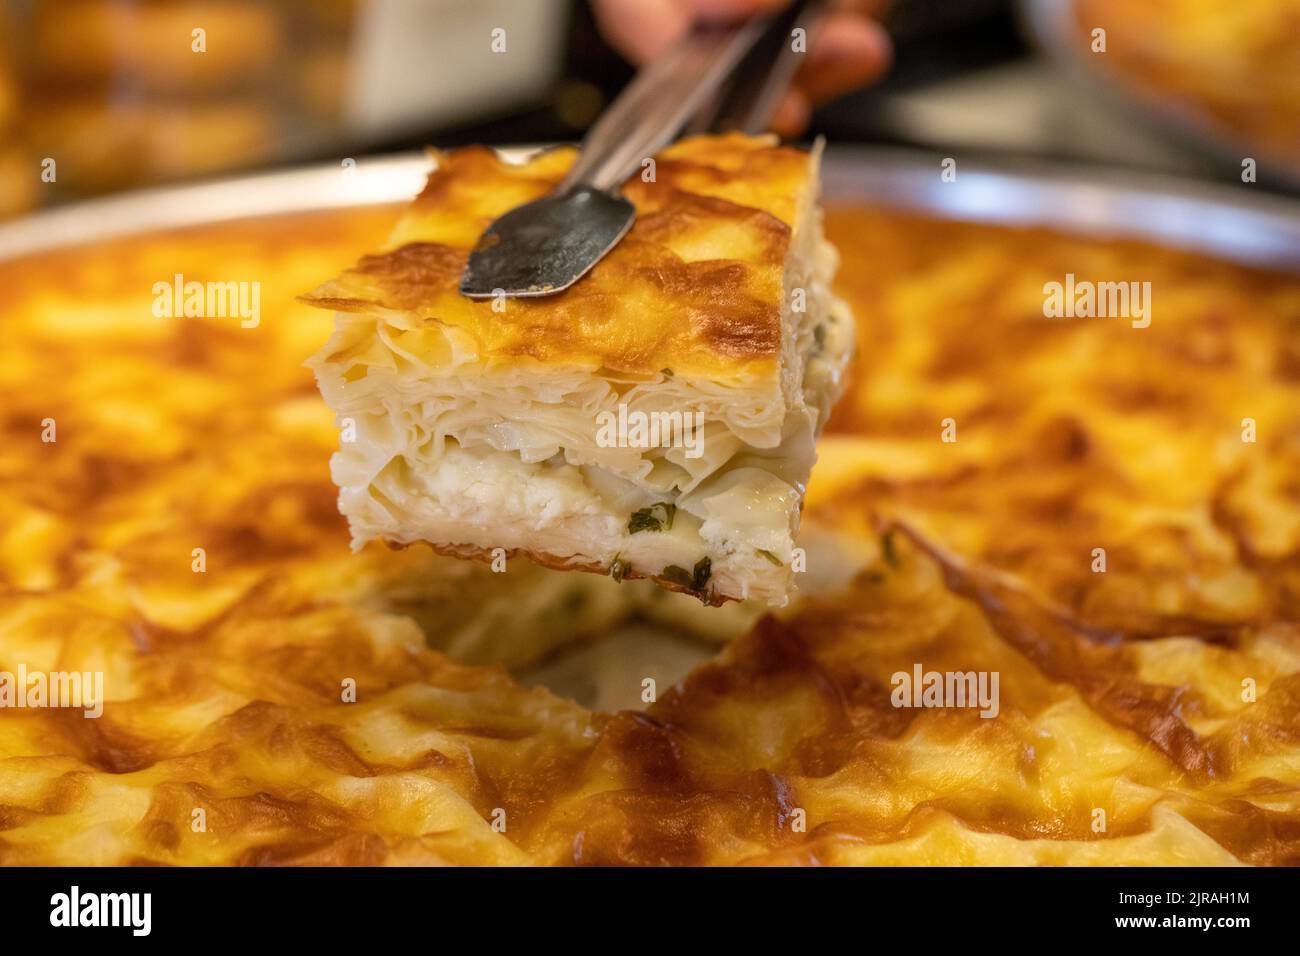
[
  {"xmin": 560, "ymin": 0, "xmax": 829, "ymax": 195},
  {"xmin": 685, "ymin": 0, "xmax": 829, "ymax": 136}
]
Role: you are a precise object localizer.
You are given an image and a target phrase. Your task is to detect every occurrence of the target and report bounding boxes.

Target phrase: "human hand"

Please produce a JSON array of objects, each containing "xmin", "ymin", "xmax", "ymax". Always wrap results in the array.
[{"xmin": 590, "ymin": 0, "xmax": 892, "ymax": 135}]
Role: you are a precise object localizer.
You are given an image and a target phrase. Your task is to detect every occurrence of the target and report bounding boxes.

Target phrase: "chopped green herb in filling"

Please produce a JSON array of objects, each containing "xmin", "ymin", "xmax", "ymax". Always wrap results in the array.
[
  {"xmin": 690, "ymin": 556, "xmax": 712, "ymax": 590},
  {"xmin": 660, "ymin": 565, "xmax": 691, "ymax": 587},
  {"xmin": 628, "ymin": 502, "xmax": 676, "ymax": 534},
  {"xmin": 662, "ymin": 556, "xmax": 711, "ymax": 591},
  {"xmin": 755, "ymin": 548, "xmax": 783, "ymax": 566}
]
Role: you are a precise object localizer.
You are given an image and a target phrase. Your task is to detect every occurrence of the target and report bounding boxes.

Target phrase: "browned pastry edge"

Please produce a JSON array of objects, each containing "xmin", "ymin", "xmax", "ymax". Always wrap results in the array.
[{"xmin": 390, "ymin": 538, "xmax": 730, "ymax": 607}]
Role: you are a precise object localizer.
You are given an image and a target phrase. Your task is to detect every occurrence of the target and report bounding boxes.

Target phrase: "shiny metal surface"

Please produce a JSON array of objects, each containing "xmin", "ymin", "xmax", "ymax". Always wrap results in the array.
[
  {"xmin": 821, "ymin": 147, "xmax": 1300, "ymax": 271},
  {"xmin": 459, "ymin": 186, "xmax": 636, "ymax": 299}
]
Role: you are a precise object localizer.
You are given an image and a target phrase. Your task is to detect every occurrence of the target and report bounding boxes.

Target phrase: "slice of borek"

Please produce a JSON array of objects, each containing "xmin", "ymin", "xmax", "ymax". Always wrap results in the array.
[{"xmin": 303, "ymin": 133, "xmax": 854, "ymax": 606}]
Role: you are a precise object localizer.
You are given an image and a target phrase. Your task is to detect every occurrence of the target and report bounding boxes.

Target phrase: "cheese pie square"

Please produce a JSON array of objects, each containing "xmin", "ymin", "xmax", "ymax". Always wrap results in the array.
[{"xmin": 303, "ymin": 133, "xmax": 853, "ymax": 605}]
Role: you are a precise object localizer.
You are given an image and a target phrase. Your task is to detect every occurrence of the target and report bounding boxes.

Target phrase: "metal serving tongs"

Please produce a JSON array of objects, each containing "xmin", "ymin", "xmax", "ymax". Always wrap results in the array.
[{"xmin": 460, "ymin": 0, "xmax": 826, "ymax": 300}]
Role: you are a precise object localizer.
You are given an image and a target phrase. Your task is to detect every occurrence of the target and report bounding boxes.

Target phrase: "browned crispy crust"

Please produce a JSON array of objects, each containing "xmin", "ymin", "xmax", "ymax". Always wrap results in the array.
[
  {"xmin": 390, "ymin": 538, "xmax": 728, "ymax": 607},
  {"xmin": 300, "ymin": 134, "xmax": 810, "ymax": 383},
  {"xmin": 1, "ymin": 203, "xmax": 1299, "ymax": 865}
]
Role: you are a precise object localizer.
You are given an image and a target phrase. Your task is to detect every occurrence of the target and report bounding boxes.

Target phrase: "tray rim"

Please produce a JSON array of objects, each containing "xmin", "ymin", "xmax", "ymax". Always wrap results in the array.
[{"xmin": 1, "ymin": 145, "xmax": 1297, "ymax": 270}]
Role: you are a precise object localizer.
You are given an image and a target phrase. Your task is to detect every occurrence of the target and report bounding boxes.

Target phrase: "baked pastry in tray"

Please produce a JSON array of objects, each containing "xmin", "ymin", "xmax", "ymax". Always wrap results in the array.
[
  {"xmin": 303, "ymin": 134, "xmax": 854, "ymax": 607},
  {"xmin": 0, "ymin": 188, "xmax": 1297, "ymax": 866}
]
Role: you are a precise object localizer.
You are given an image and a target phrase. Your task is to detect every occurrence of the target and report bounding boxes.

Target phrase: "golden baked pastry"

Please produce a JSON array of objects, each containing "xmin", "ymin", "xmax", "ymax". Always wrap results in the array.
[
  {"xmin": 24, "ymin": 97, "xmax": 275, "ymax": 196},
  {"xmin": 14, "ymin": 1, "xmax": 356, "ymax": 196},
  {"xmin": 0, "ymin": 147, "xmax": 37, "ymax": 221},
  {"xmin": 0, "ymin": 20, "xmax": 35, "ymax": 221},
  {"xmin": 305, "ymin": 135, "xmax": 854, "ymax": 606},
  {"xmin": 0, "ymin": 195, "xmax": 1297, "ymax": 865},
  {"xmin": 0, "ymin": 27, "xmax": 16, "ymax": 133},
  {"xmin": 1074, "ymin": 0, "xmax": 1300, "ymax": 163},
  {"xmin": 29, "ymin": 0, "xmax": 285, "ymax": 95}
]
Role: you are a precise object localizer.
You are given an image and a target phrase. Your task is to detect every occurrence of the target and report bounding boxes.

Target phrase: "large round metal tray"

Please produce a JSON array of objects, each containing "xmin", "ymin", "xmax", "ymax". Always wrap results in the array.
[{"xmin": 2, "ymin": 146, "xmax": 1298, "ymax": 269}]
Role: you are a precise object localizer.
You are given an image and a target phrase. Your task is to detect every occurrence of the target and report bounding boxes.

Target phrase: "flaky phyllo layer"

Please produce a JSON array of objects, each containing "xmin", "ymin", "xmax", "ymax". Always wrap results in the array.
[{"xmin": 305, "ymin": 134, "xmax": 854, "ymax": 605}]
